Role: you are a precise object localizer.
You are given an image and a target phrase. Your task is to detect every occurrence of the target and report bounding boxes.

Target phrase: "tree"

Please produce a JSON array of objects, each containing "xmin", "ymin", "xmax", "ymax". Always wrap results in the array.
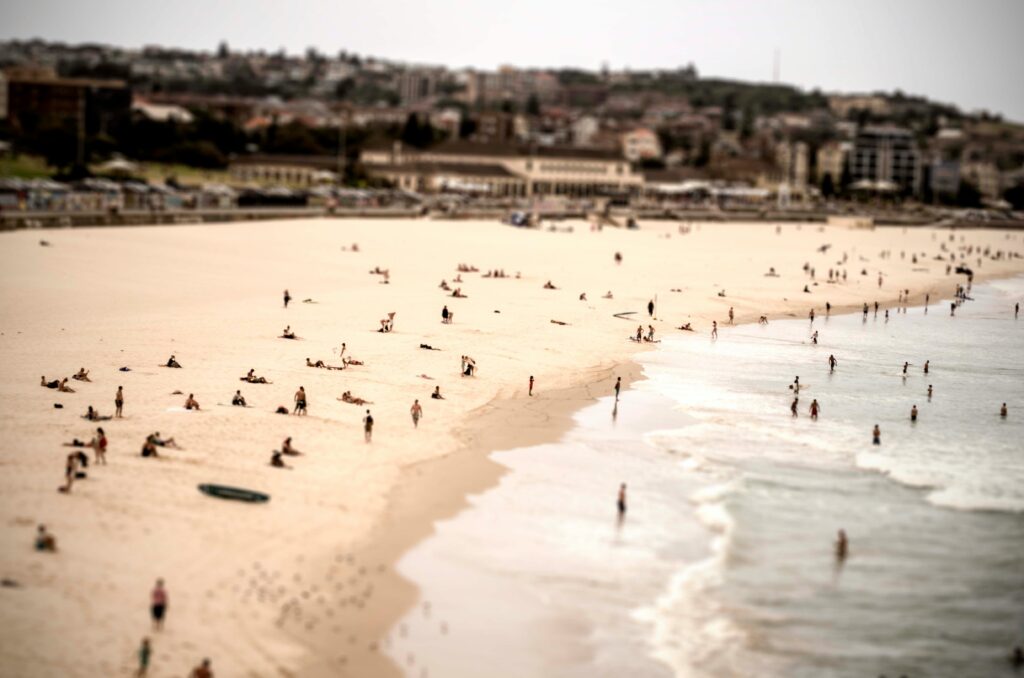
[
  {"xmin": 955, "ymin": 179, "xmax": 982, "ymax": 208},
  {"xmin": 217, "ymin": 41, "xmax": 230, "ymax": 59},
  {"xmin": 821, "ymin": 173, "xmax": 835, "ymax": 198}
]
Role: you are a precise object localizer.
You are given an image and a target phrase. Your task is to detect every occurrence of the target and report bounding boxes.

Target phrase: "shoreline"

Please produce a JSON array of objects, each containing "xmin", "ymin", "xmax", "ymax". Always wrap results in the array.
[{"xmin": 321, "ymin": 359, "xmax": 648, "ymax": 677}]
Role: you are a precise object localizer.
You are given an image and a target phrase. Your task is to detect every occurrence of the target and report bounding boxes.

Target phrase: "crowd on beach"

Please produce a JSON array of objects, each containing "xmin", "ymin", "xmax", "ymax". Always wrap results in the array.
[{"xmin": 20, "ymin": 224, "xmax": 1024, "ymax": 676}]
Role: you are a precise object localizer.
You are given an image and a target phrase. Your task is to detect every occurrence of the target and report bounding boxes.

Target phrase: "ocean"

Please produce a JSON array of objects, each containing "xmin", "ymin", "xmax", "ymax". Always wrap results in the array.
[{"xmin": 387, "ymin": 277, "xmax": 1024, "ymax": 678}]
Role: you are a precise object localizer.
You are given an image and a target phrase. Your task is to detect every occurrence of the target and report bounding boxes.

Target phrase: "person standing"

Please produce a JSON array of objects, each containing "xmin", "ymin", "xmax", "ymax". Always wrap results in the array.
[
  {"xmin": 115, "ymin": 386, "xmax": 124, "ymax": 418},
  {"xmin": 442, "ymin": 305, "xmax": 450, "ymax": 324},
  {"xmin": 528, "ymin": 375, "xmax": 535, "ymax": 396},
  {"xmin": 711, "ymin": 321, "xmax": 718, "ymax": 339},
  {"xmin": 617, "ymin": 483, "xmax": 627, "ymax": 518},
  {"xmin": 137, "ymin": 638, "xmax": 151, "ymax": 677},
  {"xmin": 410, "ymin": 400, "xmax": 422, "ymax": 428},
  {"xmin": 828, "ymin": 354, "xmax": 837, "ymax": 372},
  {"xmin": 647, "ymin": 299, "xmax": 654, "ymax": 317},
  {"xmin": 911, "ymin": 404, "xmax": 918, "ymax": 422},
  {"xmin": 293, "ymin": 386, "xmax": 307, "ymax": 416},
  {"xmin": 1001, "ymin": 403, "xmax": 1008, "ymax": 418},
  {"xmin": 92, "ymin": 427, "xmax": 107, "ymax": 465},
  {"xmin": 283, "ymin": 289, "xmax": 291, "ymax": 308},
  {"xmin": 151, "ymin": 579, "xmax": 168, "ymax": 631},
  {"xmin": 190, "ymin": 658, "xmax": 213, "ymax": 678},
  {"xmin": 363, "ymin": 410, "xmax": 374, "ymax": 442},
  {"xmin": 728, "ymin": 307, "xmax": 734, "ymax": 324},
  {"xmin": 809, "ymin": 399, "xmax": 820, "ymax": 420},
  {"xmin": 614, "ymin": 377, "xmax": 621, "ymax": 401},
  {"xmin": 791, "ymin": 397, "xmax": 799, "ymax": 417},
  {"xmin": 928, "ymin": 384, "xmax": 933, "ymax": 400},
  {"xmin": 872, "ymin": 424, "xmax": 881, "ymax": 445}
]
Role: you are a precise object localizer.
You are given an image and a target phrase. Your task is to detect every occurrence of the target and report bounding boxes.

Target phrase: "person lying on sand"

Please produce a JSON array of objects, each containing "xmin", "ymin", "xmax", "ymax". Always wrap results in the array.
[
  {"xmin": 280, "ymin": 326, "xmax": 297, "ymax": 340},
  {"xmin": 420, "ymin": 344, "xmax": 440, "ymax": 351},
  {"xmin": 676, "ymin": 323, "xmax": 694, "ymax": 332},
  {"xmin": 338, "ymin": 391, "xmax": 372, "ymax": 406},
  {"xmin": 72, "ymin": 368, "xmax": 91, "ymax": 382},
  {"xmin": 63, "ymin": 438, "xmax": 89, "ymax": 447},
  {"xmin": 270, "ymin": 451, "xmax": 290, "ymax": 469},
  {"xmin": 231, "ymin": 390, "xmax": 246, "ymax": 407},
  {"xmin": 148, "ymin": 432, "xmax": 178, "ymax": 448},
  {"xmin": 42, "ymin": 376, "xmax": 60, "ymax": 389},
  {"xmin": 431, "ymin": 386, "xmax": 445, "ymax": 400},
  {"xmin": 543, "ymin": 281, "xmax": 557, "ymax": 290},
  {"xmin": 343, "ymin": 357, "xmax": 364, "ymax": 366},
  {"xmin": 243, "ymin": 369, "xmax": 270, "ymax": 384},
  {"xmin": 184, "ymin": 394, "xmax": 200, "ymax": 411},
  {"xmin": 166, "ymin": 355, "xmax": 182, "ymax": 368},
  {"xmin": 307, "ymin": 358, "xmax": 326, "ymax": 368},
  {"xmin": 439, "ymin": 280, "xmax": 451, "ymax": 291},
  {"xmin": 281, "ymin": 437, "xmax": 302, "ymax": 455},
  {"xmin": 83, "ymin": 406, "xmax": 112, "ymax": 421},
  {"xmin": 58, "ymin": 378, "xmax": 75, "ymax": 393}
]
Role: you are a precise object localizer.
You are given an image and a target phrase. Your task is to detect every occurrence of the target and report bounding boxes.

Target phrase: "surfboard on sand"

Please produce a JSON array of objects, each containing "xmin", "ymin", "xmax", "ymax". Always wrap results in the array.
[{"xmin": 198, "ymin": 484, "xmax": 270, "ymax": 503}]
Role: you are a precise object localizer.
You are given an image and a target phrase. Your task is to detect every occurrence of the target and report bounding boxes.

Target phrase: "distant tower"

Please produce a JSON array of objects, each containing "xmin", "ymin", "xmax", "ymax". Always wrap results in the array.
[{"xmin": 773, "ymin": 48, "xmax": 781, "ymax": 83}]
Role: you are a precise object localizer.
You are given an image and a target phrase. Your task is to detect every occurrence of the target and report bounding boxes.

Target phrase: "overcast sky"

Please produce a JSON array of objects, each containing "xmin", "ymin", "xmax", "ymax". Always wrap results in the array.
[{"xmin": 3, "ymin": 0, "xmax": 1022, "ymax": 122}]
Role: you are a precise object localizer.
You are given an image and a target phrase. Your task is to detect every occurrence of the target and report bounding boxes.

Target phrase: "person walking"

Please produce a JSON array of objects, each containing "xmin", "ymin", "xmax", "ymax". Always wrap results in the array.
[
  {"xmin": 137, "ymin": 638, "xmax": 151, "ymax": 677},
  {"xmin": 151, "ymin": 579, "xmax": 168, "ymax": 631},
  {"xmin": 363, "ymin": 410, "xmax": 374, "ymax": 442},
  {"xmin": 115, "ymin": 386, "xmax": 124, "ymax": 418},
  {"xmin": 617, "ymin": 483, "xmax": 627, "ymax": 518},
  {"xmin": 283, "ymin": 289, "xmax": 291, "ymax": 308},
  {"xmin": 410, "ymin": 400, "xmax": 422, "ymax": 428},
  {"xmin": 614, "ymin": 377, "xmax": 621, "ymax": 401},
  {"xmin": 528, "ymin": 375, "xmax": 535, "ymax": 396}
]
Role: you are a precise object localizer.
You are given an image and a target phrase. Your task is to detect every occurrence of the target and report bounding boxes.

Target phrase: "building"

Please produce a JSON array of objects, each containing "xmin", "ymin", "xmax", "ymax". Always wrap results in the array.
[
  {"xmin": 621, "ymin": 128, "xmax": 663, "ymax": 162},
  {"xmin": 828, "ymin": 94, "xmax": 891, "ymax": 119},
  {"xmin": 929, "ymin": 160, "xmax": 960, "ymax": 196},
  {"xmin": 774, "ymin": 141, "xmax": 809, "ymax": 191},
  {"xmin": 848, "ymin": 126, "xmax": 921, "ymax": 195},
  {"xmin": 961, "ymin": 161, "xmax": 1001, "ymax": 200},
  {"xmin": 229, "ymin": 154, "xmax": 339, "ymax": 186},
  {"xmin": 397, "ymin": 69, "xmax": 440, "ymax": 106},
  {"xmin": 816, "ymin": 141, "xmax": 851, "ymax": 186},
  {"xmin": 2, "ymin": 66, "xmax": 130, "ymax": 135},
  {"xmin": 361, "ymin": 140, "xmax": 641, "ymax": 197}
]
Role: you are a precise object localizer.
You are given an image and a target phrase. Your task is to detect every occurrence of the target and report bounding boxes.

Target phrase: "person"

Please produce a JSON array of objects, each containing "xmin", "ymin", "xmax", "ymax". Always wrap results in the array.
[
  {"xmin": 294, "ymin": 387, "xmax": 307, "ymax": 415},
  {"xmin": 41, "ymin": 376, "xmax": 60, "ymax": 389},
  {"xmin": 59, "ymin": 452, "xmax": 78, "ymax": 493},
  {"xmin": 809, "ymin": 399, "xmax": 820, "ymax": 420},
  {"xmin": 950, "ymin": 302, "xmax": 956, "ymax": 316},
  {"xmin": 614, "ymin": 377, "xmax": 621, "ymax": 401},
  {"xmin": 35, "ymin": 524, "xmax": 57, "ymax": 552},
  {"xmin": 835, "ymin": 529, "xmax": 848, "ymax": 561},
  {"xmin": 928, "ymin": 384, "xmax": 933, "ymax": 400},
  {"xmin": 728, "ymin": 307, "xmax": 734, "ymax": 324},
  {"xmin": 441, "ymin": 305, "xmax": 450, "ymax": 324},
  {"xmin": 431, "ymin": 386, "xmax": 444, "ymax": 400},
  {"xmin": 231, "ymin": 390, "xmax": 246, "ymax": 407},
  {"xmin": 149, "ymin": 432, "xmax": 178, "ymax": 448},
  {"xmin": 911, "ymin": 404, "xmax": 918, "ymax": 422},
  {"xmin": 363, "ymin": 410, "xmax": 374, "ymax": 443},
  {"xmin": 825, "ymin": 301, "xmax": 831, "ymax": 316},
  {"xmin": 648, "ymin": 299, "xmax": 654, "ymax": 317},
  {"xmin": 1012, "ymin": 646, "xmax": 1023, "ymax": 669},
  {"xmin": 791, "ymin": 397, "xmax": 799, "ymax": 417},
  {"xmin": 1016, "ymin": 302, "xmax": 1020, "ymax": 319},
  {"xmin": 58, "ymin": 378, "xmax": 75, "ymax": 393},
  {"xmin": 151, "ymin": 579, "xmax": 168, "ymax": 630},
  {"xmin": 92, "ymin": 428, "xmax": 107, "ymax": 465},
  {"xmin": 166, "ymin": 355, "xmax": 181, "ymax": 368},
  {"xmin": 141, "ymin": 438, "xmax": 159, "ymax": 458},
  {"xmin": 190, "ymin": 658, "xmax": 213, "ymax": 678},
  {"xmin": 617, "ymin": 483, "xmax": 627, "ymax": 517},
  {"xmin": 635, "ymin": 325, "xmax": 643, "ymax": 342},
  {"xmin": 711, "ymin": 321, "xmax": 718, "ymax": 339},
  {"xmin": 923, "ymin": 360, "xmax": 929, "ymax": 375},
  {"xmin": 283, "ymin": 289, "xmax": 291, "ymax": 308},
  {"xmin": 1001, "ymin": 402, "xmax": 1008, "ymax": 418},
  {"xmin": 270, "ymin": 451, "xmax": 289, "ymax": 468},
  {"xmin": 792, "ymin": 376, "xmax": 801, "ymax": 393},
  {"xmin": 528, "ymin": 376, "xmax": 534, "ymax": 397},
  {"xmin": 757, "ymin": 316, "xmax": 768, "ymax": 325},
  {"xmin": 809, "ymin": 309, "xmax": 815, "ymax": 323},
  {"xmin": 281, "ymin": 437, "xmax": 300, "ymax": 455},
  {"xmin": 73, "ymin": 367, "xmax": 91, "ymax": 382},
  {"xmin": 115, "ymin": 386, "xmax": 124, "ymax": 418},
  {"xmin": 244, "ymin": 369, "xmax": 268, "ymax": 384},
  {"xmin": 811, "ymin": 331, "xmax": 818, "ymax": 345},
  {"xmin": 281, "ymin": 325, "xmax": 296, "ymax": 339},
  {"xmin": 902, "ymin": 361, "xmax": 909, "ymax": 376},
  {"xmin": 137, "ymin": 638, "xmax": 151, "ymax": 677},
  {"xmin": 184, "ymin": 394, "xmax": 200, "ymax": 411},
  {"xmin": 872, "ymin": 424, "xmax": 881, "ymax": 445},
  {"xmin": 829, "ymin": 354, "xmax": 837, "ymax": 372},
  {"xmin": 411, "ymin": 400, "xmax": 423, "ymax": 428},
  {"xmin": 646, "ymin": 325, "xmax": 656, "ymax": 342},
  {"xmin": 679, "ymin": 322, "xmax": 694, "ymax": 331}
]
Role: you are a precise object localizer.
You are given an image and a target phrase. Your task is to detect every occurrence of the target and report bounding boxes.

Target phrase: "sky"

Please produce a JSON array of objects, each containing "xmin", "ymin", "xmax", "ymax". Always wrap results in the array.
[{"xmin": 2, "ymin": 0, "xmax": 1023, "ymax": 122}]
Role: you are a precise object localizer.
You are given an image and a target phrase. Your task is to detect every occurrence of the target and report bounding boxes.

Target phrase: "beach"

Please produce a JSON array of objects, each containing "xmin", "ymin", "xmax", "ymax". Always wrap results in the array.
[{"xmin": 1, "ymin": 217, "xmax": 1022, "ymax": 677}]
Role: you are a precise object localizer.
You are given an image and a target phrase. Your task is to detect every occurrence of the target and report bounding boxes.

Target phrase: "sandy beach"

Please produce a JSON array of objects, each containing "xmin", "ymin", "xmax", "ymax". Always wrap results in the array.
[{"xmin": 1, "ymin": 217, "xmax": 1022, "ymax": 677}]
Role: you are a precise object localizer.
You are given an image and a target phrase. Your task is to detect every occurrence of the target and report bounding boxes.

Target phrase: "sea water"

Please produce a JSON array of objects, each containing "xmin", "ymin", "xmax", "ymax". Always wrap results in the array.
[{"xmin": 388, "ymin": 277, "xmax": 1024, "ymax": 678}]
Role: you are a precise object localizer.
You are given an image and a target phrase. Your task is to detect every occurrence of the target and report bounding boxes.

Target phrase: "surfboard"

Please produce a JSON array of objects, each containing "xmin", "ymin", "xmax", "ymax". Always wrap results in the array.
[{"xmin": 198, "ymin": 484, "xmax": 270, "ymax": 503}]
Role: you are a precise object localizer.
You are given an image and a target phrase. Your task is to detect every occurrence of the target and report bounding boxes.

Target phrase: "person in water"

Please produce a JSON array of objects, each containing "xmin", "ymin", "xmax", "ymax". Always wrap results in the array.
[
  {"xmin": 1001, "ymin": 402, "xmax": 1008, "ymax": 418},
  {"xmin": 614, "ymin": 377, "xmax": 621, "ymax": 401},
  {"xmin": 809, "ymin": 399, "xmax": 820, "ymax": 420},
  {"xmin": 711, "ymin": 321, "xmax": 718, "ymax": 339},
  {"xmin": 923, "ymin": 360, "xmax": 930, "ymax": 374},
  {"xmin": 835, "ymin": 529, "xmax": 848, "ymax": 561},
  {"xmin": 828, "ymin": 354, "xmax": 837, "ymax": 372},
  {"xmin": 617, "ymin": 483, "xmax": 627, "ymax": 517},
  {"xmin": 872, "ymin": 424, "xmax": 881, "ymax": 445},
  {"xmin": 791, "ymin": 397, "xmax": 799, "ymax": 417},
  {"xmin": 911, "ymin": 404, "xmax": 918, "ymax": 422},
  {"xmin": 928, "ymin": 384, "xmax": 933, "ymax": 400}
]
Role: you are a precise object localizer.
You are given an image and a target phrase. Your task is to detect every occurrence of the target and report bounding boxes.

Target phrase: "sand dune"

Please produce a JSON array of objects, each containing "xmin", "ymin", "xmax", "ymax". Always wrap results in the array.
[{"xmin": 0, "ymin": 218, "xmax": 1021, "ymax": 677}]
